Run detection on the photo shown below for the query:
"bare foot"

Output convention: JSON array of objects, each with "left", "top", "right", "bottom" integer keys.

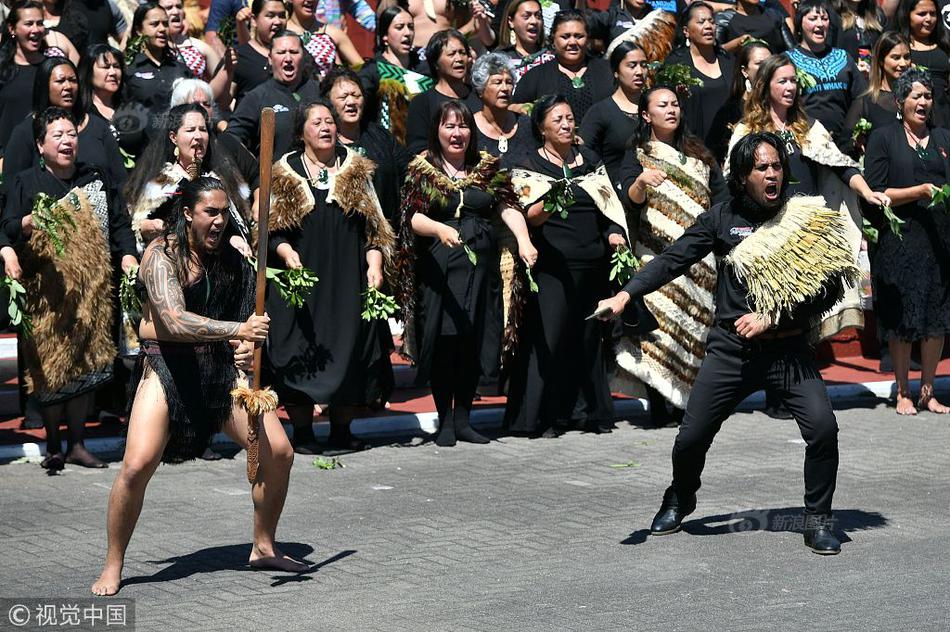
[
  {"left": 91, "top": 564, "right": 122, "bottom": 596},
  {"left": 249, "top": 545, "right": 309, "bottom": 573},
  {"left": 919, "top": 387, "right": 950, "bottom": 414},
  {"left": 896, "top": 393, "right": 918, "bottom": 416}
]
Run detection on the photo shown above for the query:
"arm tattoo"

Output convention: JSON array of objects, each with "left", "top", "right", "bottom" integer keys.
[{"left": 141, "top": 247, "right": 243, "bottom": 342}]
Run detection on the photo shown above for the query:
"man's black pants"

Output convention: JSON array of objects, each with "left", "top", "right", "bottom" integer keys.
[{"left": 671, "top": 325, "right": 839, "bottom": 515}]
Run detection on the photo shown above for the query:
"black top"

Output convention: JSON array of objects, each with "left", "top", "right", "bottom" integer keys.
[
  {"left": 664, "top": 47, "right": 735, "bottom": 149},
  {"left": 474, "top": 114, "right": 535, "bottom": 158},
  {"left": 404, "top": 87, "right": 483, "bottom": 155},
  {"left": 3, "top": 114, "right": 127, "bottom": 190},
  {"left": 787, "top": 46, "right": 867, "bottom": 150},
  {"left": 216, "top": 131, "right": 261, "bottom": 190},
  {"left": 357, "top": 55, "right": 424, "bottom": 128},
  {"left": 0, "top": 64, "right": 38, "bottom": 157},
  {"left": 505, "top": 145, "right": 624, "bottom": 266},
  {"left": 233, "top": 43, "right": 272, "bottom": 107},
  {"left": 778, "top": 136, "right": 859, "bottom": 197},
  {"left": 70, "top": 0, "right": 123, "bottom": 46},
  {"left": 707, "top": 94, "right": 743, "bottom": 165},
  {"left": 843, "top": 90, "right": 900, "bottom": 156},
  {"left": 124, "top": 52, "right": 191, "bottom": 115},
  {"left": 1, "top": 163, "right": 136, "bottom": 258},
  {"left": 513, "top": 57, "right": 614, "bottom": 125},
  {"left": 622, "top": 196, "right": 830, "bottom": 330},
  {"left": 588, "top": 3, "right": 641, "bottom": 43},
  {"left": 832, "top": 14, "right": 886, "bottom": 63},
  {"left": 865, "top": 122, "right": 950, "bottom": 217},
  {"left": 226, "top": 77, "right": 320, "bottom": 157},
  {"left": 578, "top": 97, "right": 641, "bottom": 184},
  {"left": 719, "top": 10, "right": 789, "bottom": 53},
  {"left": 911, "top": 46, "right": 950, "bottom": 128},
  {"left": 344, "top": 122, "right": 411, "bottom": 225}
]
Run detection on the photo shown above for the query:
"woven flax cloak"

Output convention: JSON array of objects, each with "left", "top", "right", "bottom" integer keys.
[{"left": 614, "top": 142, "right": 714, "bottom": 410}]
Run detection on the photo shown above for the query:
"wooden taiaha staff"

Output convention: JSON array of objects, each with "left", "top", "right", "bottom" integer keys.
[{"left": 232, "top": 107, "right": 278, "bottom": 484}]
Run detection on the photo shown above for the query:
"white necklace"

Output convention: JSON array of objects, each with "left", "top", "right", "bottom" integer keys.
[{"left": 302, "top": 152, "right": 338, "bottom": 189}]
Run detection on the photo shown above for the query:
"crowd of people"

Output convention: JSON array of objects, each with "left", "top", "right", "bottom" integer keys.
[{"left": 0, "top": 0, "right": 947, "bottom": 523}]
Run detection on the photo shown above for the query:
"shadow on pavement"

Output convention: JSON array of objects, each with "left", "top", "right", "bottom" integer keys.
[
  {"left": 621, "top": 508, "right": 888, "bottom": 546},
  {"left": 121, "top": 544, "right": 356, "bottom": 589}
]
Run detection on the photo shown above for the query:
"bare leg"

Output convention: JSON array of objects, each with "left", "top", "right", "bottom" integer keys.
[
  {"left": 65, "top": 393, "right": 106, "bottom": 468},
  {"left": 223, "top": 405, "right": 307, "bottom": 572},
  {"left": 919, "top": 337, "right": 950, "bottom": 413},
  {"left": 91, "top": 373, "right": 170, "bottom": 596},
  {"left": 889, "top": 338, "right": 916, "bottom": 415}
]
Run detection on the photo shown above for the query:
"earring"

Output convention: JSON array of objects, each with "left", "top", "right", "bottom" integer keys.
[
  {"left": 744, "top": 78, "right": 751, "bottom": 92},
  {"left": 38, "top": 157, "right": 45, "bottom": 170},
  {"left": 174, "top": 146, "right": 180, "bottom": 158},
  {"left": 685, "top": 36, "right": 690, "bottom": 48}
]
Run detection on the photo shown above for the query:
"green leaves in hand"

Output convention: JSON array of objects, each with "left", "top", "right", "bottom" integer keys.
[
  {"left": 119, "top": 265, "right": 142, "bottom": 316},
  {"left": 609, "top": 245, "right": 640, "bottom": 286},
  {"left": 362, "top": 286, "right": 398, "bottom": 321},
  {"left": 3, "top": 276, "right": 31, "bottom": 338}
]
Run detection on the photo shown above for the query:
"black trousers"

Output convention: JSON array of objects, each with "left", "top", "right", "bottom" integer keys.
[{"left": 671, "top": 325, "right": 839, "bottom": 515}]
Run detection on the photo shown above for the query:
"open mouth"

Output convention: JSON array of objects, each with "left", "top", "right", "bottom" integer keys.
[
  {"left": 208, "top": 227, "right": 222, "bottom": 246},
  {"left": 764, "top": 182, "right": 779, "bottom": 200}
]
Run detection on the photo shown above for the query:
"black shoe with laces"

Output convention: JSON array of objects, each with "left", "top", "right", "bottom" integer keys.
[{"left": 650, "top": 487, "right": 696, "bottom": 535}]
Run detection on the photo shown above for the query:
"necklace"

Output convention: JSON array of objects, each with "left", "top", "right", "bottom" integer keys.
[
  {"left": 543, "top": 145, "right": 576, "bottom": 178},
  {"left": 443, "top": 159, "right": 466, "bottom": 180},
  {"left": 561, "top": 64, "right": 586, "bottom": 89},
  {"left": 302, "top": 151, "right": 337, "bottom": 189},
  {"left": 904, "top": 124, "right": 931, "bottom": 160},
  {"left": 773, "top": 119, "right": 796, "bottom": 155},
  {"left": 483, "top": 114, "right": 516, "bottom": 153}
]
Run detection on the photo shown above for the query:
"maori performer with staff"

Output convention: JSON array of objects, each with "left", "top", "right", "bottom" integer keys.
[{"left": 92, "top": 112, "right": 306, "bottom": 596}]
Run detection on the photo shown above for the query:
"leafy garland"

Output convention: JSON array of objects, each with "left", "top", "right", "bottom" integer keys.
[
  {"left": 851, "top": 118, "right": 873, "bottom": 141},
  {"left": 362, "top": 286, "right": 398, "bottom": 321},
  {"left": 119, "top": 265, "right": 142, "bottom": 316},
  {"left": 649, "top": 62, "right": 703, "bottom": 97},
  {"left": 124, "top": 34, "right": 146, "bottom": 66},
  {"left": 795, "top": 67, "right": 817, "bottom": 90},
  {"left": 542, "top": 178, "right": 575, "bottom": 219},
  {"left": 247, "top": 256, "right": 319, "bottom": 309},
  {"left": 3, "top": 277, "right": 31, "bottom": 338},
  {"left": 32, "top": 192, "right": 78, "bottom": 257},
  {"left": 861, "top": 204, "right": 905, "bottom": 244},
  {"left": 217, "top": 15, "right": 238, "bottom": 49},
  {"left": 609, "top": 245, "right": 640, "bottom": 286}
]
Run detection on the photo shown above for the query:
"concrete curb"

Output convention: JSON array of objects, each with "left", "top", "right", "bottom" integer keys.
[{"left": 2, "top": 376, "right": 947, "bottom": 463}]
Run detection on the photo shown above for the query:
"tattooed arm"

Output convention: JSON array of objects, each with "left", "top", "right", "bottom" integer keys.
[{"left": 140, "top": 242, "right": 269, "bottom": 343}]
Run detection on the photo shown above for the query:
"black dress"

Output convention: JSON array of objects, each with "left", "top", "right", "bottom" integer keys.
[
  {"left": 233, "top": 42, "right": 272, "bottom": 107},
  {"left": 664, "top": 47, "right": 735, "bottom": 150},
  {"left": 910, "top": 46, "right": 950, "bottom": 127},
  {"left": 842, "top": 89, "right": 900, "bottom": 157},
  {"left": 578, "top": 96, "right": 641, "bottom": 183},
  {"left": 0, "top": 63, "right": 38, "bottom": 158},
  {"left": 474, "top": 114, "right": 534, "bottom": 158},
  {"left": 344, "top": 122, "right": 412, "bottom": 226},
  {"left": 718, "top": 9, "right": 789, "bottom": 53},
  {"left": 513, "top": 57, "right": 614, "bottom": 124},
  {"left": 503, "top": 146, "right": 621, "bottom": 434},
  {"left": 864, "top": 123, "right": 950, "bottom": 341},
  {"left": 266, "top": 150, "right": 393, "bottom": 406}
]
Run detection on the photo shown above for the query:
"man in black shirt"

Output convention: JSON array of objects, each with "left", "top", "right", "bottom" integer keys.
[
  {"left": 226, "top": 31, "right": 319, "bottom": 157},
  {"left": 598, "top": 132, "right": 849, "bottom": 555}
]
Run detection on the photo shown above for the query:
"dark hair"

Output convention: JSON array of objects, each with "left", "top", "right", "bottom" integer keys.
[
  {"left": 125, "top": 103, "right": 249, "bottom": 223},
  {"left": 78, "top": 43, "right": 124, "bottom": 114},
  {"left": 33, "top": 56, "right": 84, "bottom": 120},
  {"left": 32, "top": 105, "right": 76, "bottom": 144},
  {"left": 893, "top": 66, "right": 935, "bottom": 121},
  {"left": 251, "top": 0, "right": 286, "bottom": 15},
  {"left": 866, "top": 31, "right": 909, "bottom": 101},
  {"left": 427, "top": 99, "right": 479, "bottom": 169},
  {"left": 608, "top": 40, "right": 646, "bottom": 74},
  {"left": 794, "top": 0, "right": 832, "bottom": 42},
  {"left": 498, "top": 0, "right": 543, "bottom": 51},
  {"left": 830, "top": 0, "right": 882, "bottom": 33},
  {"left": 376, "top": 5, "right": 412, "bottom": 54},
  {"left": 292, "top": 98, "right": 339, "bottom": 150},
  {"left": 161, "top": 176, "right": 244, "bottom": 298},
  {"left": 729, "top": 39, "right": 772, "bottom": 102},
  {"left": 424, "top": 29, "right": 470, "bottom": 80},
  {"left": 319, "top": 66, "right": 364, "bottom": 100},
  {"left": 726, "top": 131, "right": 790, "bottom": 198},
  {"left": 131, "top": 2, "right": 177, "bottom": 63},
  {"left": 895, "top": 0, "right": 950, "bottom": 52},
  {"left": 530, "top": 93, "right": 571, "bottom": 143},
  {"left": 674, "top": 1, "right": 715, "bottom": 48},
  {"left": 0, "top": 0, "right": 46, "bottom": 71},
  {"left": 633, "top": 86, "right": 717, "bottom": 167},
  {"left": 269, "top": 28, "right": 303, "bottom": 49}
]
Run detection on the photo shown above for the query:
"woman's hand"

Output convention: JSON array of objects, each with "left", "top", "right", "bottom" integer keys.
[
  {"left": 140, "top": 218, "right": 164, "bottom": 241},
  {"left": 238, "top": 313, "right": 270, "bottom": 342},
  {"left": 366, "top": 264, "right": 384, "bottom": 290},
  {"left": 21, "top": 214, "right": 34, "bottom": 238},
  {"left": 919, "top": 183, "right": 939, "bottom": 200},
  {"left": 862, "top": 191, "right": 891, "bottom": 207},
  {"left": 1, "top": 247, "right": 21, "bottom": 280},
  {"left": 608, "top": 233, "right": 627, "bottom": 249},
  {"left": 276, "top": 243, "right": 303, "bottom": 269},
  {"left": 230, "top": 339, "right": 254, "bottom": 371},
  {"left": 594, "top": 292, "right": 630, "bottom": 321},
  {"left": 120, "top": 255, "right": 138, "bottom": 274},
  {"left": 518, "top": 239, "right": 538, "bottom": 268},
  {"left": 436, "top": 224, "right": 462, "bottom": 248},
  {"left": 636, "top": 169, "right": 667, "bottom": 190},
  {"left": 229, "top": 235, "right": 252, "bottom": 258}
]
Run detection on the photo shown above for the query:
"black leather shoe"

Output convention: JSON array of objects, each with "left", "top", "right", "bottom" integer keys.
[
  {"left": 803, "top": 514, "right": 841, "bottom": 555},
  {"left": 650, "top": 487, "right": 696, "bottom": 536}
]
